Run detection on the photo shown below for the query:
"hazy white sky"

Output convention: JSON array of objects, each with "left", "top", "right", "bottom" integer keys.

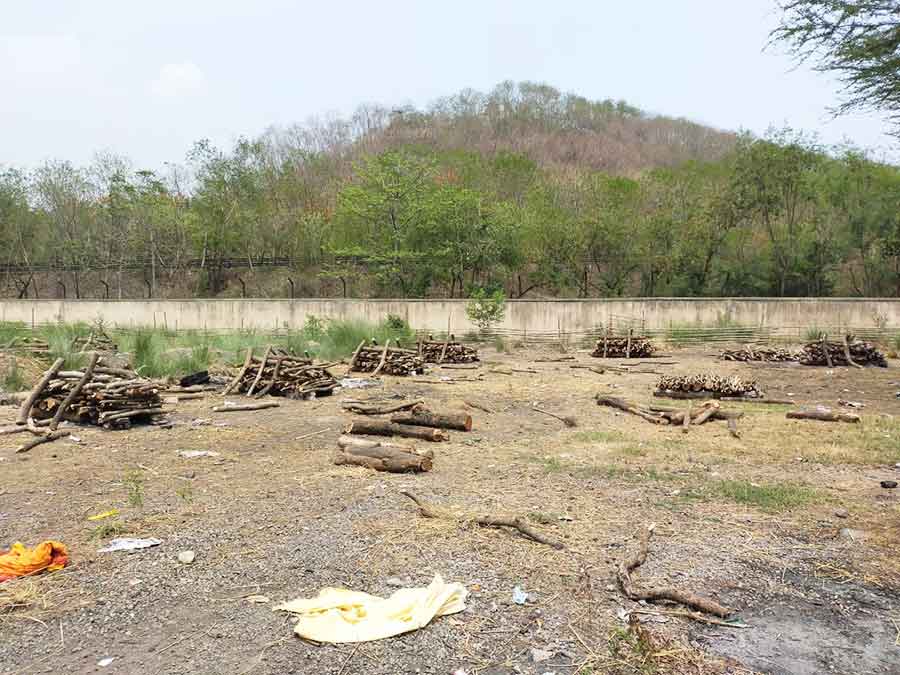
[{"left": 2, "top": 0, "right": 895, "bottom": 169}]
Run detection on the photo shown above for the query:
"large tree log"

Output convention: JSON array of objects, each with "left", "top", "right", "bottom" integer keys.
[
  {"left": 212, "top": 401, "right": 280, "bottom": 413},
  {"left": 390, "top": 405, "right": 472, "bottom": 431},
  {"left": 334, "top": 439, "right": 433, "bottom": 473},
  {"left": 337, "top": 434, "right": 424, "bottom": 455},
  {"left": 786, "top": 409, "right": 860, "bottom": 423},
  {"left": 345, "top": 419, "right": 449, "bottom": 441},
  {"left": 618, "top": 524, "right": 731, "bottom": 617},
  {"left": 17, "top": 357, "right": 65, "bottom": 425},
  {"left": 50, "top": 352, "right": 99, "bottom": 430}
]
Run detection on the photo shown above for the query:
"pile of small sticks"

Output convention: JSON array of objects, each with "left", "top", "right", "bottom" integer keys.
[
  {"left": 349, "top": 340, "right": 425, "bottom": 376},
  {"left": 224, "top": 347, "right": 339, "bottom": 398},
  {"left": 720, "top": 345, "right": 800, "bottom": 362},
  {"left": 72, "top": 327, "right": 117, "bottom": 353},
  {"left": 591, "top": 333, "right": 656, "bottom": 359},
  {"left": 418, "top": 339, "right": 479, "bottom": 364},
  {"left": 799, "top": 335, "right": 887, "bottom": 368},
  {"left": 656, "top": 374, "right": 763, "bottom": 398},
  {"left": 18, "top": 354, "right": 164, "bottom": 431}
]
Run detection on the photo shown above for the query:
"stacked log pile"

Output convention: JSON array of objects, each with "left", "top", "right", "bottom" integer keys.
[
  {"left": 720, "top": 346, "right": 800, "bottom": 362},
  {"left": 591, "top": 334, "right": 656, "bottom": 359},
  {"left": 418, "top": 339, "right": 479, "bottom": 364},
  {"left": 799, "top": 336, "right": 887, "bottom": 368},
  {"left": 18, "top": 355, "right": 165, "bottom": 430},
  {"left": 336, "top": 400, "right": 472, "bottom": 472},
  {"left": 348, "top": 340, "right": 425, "bottom": 376},
  {"left": 224, "top": 347, "right": 339, "bottom": 398},
  {"left": 656, "top": 374, "right": 763, "bottom": 399}
]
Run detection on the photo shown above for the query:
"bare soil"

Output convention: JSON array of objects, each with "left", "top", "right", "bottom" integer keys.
[{"left": 1, "top": 345, "right": 899, "bottom": 674}]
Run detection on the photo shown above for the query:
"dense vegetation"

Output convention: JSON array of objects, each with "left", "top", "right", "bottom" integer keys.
[{"left": 2, "top": 81, "right": 899, "bottom": 299}]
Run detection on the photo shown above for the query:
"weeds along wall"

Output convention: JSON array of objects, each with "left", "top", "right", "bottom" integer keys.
[{"left": 2, "top": 298, "right": 900, "bottom": 343}]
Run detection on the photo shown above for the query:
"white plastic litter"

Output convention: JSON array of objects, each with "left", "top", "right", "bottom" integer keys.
[
  {"left": 98, "top": 538, "right": 162, "bottom": 553},
  {"left": 512, "top": 586, "right": 528, "bottom": 605}
]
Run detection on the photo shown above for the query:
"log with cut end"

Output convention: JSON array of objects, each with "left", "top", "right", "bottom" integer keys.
[
  {"left": 345, "top": 418, "right": 449, "bottom": 441},
  {"left": 786, "top": 409, "right": 860, "bottom": 423},
  {"left": 390, "top": 405, "right": 472, "bottom": 431},
  {"left": 17, "top": 357, "right": 65, "bottom": 425},
  {"left": 341, "top": 399, "right": 424, "bottom": 415},
  {"left": 334, "top": 435, "right": 433, "bottom": 473}
]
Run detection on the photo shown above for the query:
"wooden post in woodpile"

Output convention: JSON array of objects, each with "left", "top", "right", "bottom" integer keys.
[
  {"left": 603, "top": 329, "right": 609, "bottom": 358},
  {"left": 439, "top": 316, "right": 451, "bottom": 363},
  {"left": 842, "top": 334, "right": 863, "bottom": 369},
  {"left": 371, "top": 339, "right": 391, "bottom": 377},
  {"left": 17, "top": 357, "right": 65, "bottom": 425},
  {"left": 390, "top": 405, "right": 472, "bottom": 431},
  {"left": 246, "top": 346, "right": 272, "bottom": 395},
  {"left": 224, "top": 348, "right": 254, "bottom": 395},
  {"left": 50, "top": 352, "right": 99, "bottom": 430},
  {"left": 345, "top": 418, "right": 449, "bottom": 441},
  {"left": 349, "top": 340, "right": 366, "bottom": 370},
  {"left": 821, "top": 333, "right": 833, "bottom": 368},
  {"left": 626, "top": 328, "right": 633, "bottom": 359}
]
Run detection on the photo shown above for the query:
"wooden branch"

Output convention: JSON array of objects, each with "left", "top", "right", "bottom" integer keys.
[
  {"left": 50, "top": 352, "right": 99, "bottom": 431},
  {"left": 786, "top": 409, "right": 860, "bottom": 423},
  {"left": 348, "top": 340, "right": 367, "bottom": 370},
  {"left": 691, "top": 402, "right": 720, "bottom": 426},
  {"left": 719, "top": 397, "right": 794, "bottom": 404},
  {"left": 596, "top": 395, "right": 669, "bottom": 425},
  {"left": 727, "top": 417, "right": 741, "bottom": 438},
  {"left": 224, "top": 348, "right": 254, "bottom": 395},
  {"left": 345, "top": 418, "right": 449, "bottom": 441},
  {"left": 17, "top": 357, "right": 65, "bottom": 425},
  {"left": 337, "top": 434, "right": 424, "bottom": 455},
  {"left": 246, "top": 346, "right": 271, "bottom": 396},
  {"left": 334, "top": 439, "right": 433, "bottom": 473},
  {"left": 0, "top": 425, "right": 31, "bottom": 436},
  {"left": 617, "top": 524, "right": 730, "bottom": 617},
  {"left": 532, "top": 407, "right": 577, "bottom": 427},
  {"left": 821, "top": 333, "right": 833, "bottom": 368},
  {"left": 647, "top": 405, "right": 743, "bottom": 421},
  {"left": 390, "top": 405, "right": 472, "bottom": 431},
  {"left": 212, "top": 401, "right": 280, "bottom": 413},
  {"left": 463, "top": 400, "right": 493, "bottom": 414},
  {"left": 255, "top": 355, "right": 284, "bottom": 398},
  {"left": 400, "top": 491, "right": 564, "bottom": 550},
  {"left": 681, "top": 404, "right": 691, "bottom": 433},
  {"left": 371, "top": 339, "right": 391, "bottom": 377},
  {"left": 842, "top": 334, "right": 863, "bottom": 369},
  {"left": 341, "top": 399, "right": 424, "bottom": 415},
  {"left": 16, "top": 429, "right": 71, "bottom": 454},
  {"left": 99, "top": 407, "right": 164, "bottom": 423}
]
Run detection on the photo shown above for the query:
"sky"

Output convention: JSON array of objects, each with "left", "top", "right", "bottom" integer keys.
[{"left": 1, "top": 0, "right": 896, "bottom": 170}]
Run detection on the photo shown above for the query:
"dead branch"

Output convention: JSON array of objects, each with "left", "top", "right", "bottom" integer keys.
[
  {"left": 341, "top": 399, "right": 424, "bottom": 415},
  {"left": 596, "top": 395, "right": 669, "bottom": 425},
  {"left": 786, "top": 409, "right": 860, "bottom": 423},
  {"left": 224, "top": 348, "right": 254, "bottom": 395},
  {"left": 212, "top": 402, "right": 280, "bottom": 413},
  {"left": 532, "top": 406, "right": 578, "bottom": 427},
  {"left": 400, "top": 491, "right": 564, "bottom": 550},
  {"left": 464, "top": 400, "right": 493, "bottom": 414},
  {"left": 50, "top": 352, "right": 99, "bottom": 431},
  {"left": 16, "top": 429, "right": 71, "bottom": 454},
  {"left": 617, "top": 524, "right": 731, "bottom": 618},
  {"left": 246, "top": 346, "right": 271, "bottom": 396}
]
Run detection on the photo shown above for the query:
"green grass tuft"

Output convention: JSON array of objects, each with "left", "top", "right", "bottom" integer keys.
[
  {"left": 685, "top": 479, "right": 818, "bottom": 511},
  {"left": 2, "top": 358, "right": 26, "bottom": 392}
]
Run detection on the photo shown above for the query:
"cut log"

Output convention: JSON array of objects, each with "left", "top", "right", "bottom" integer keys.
[
  {"left": 345, "top": 419, "right": 449, "bottom": 441},
  {"left": 17, "top": 357, "right": 65, "bottom": 425},
  {"left": 212, "top": 401, "right": 280, "bottom": 413},
  {"left": 341, "top": 399, "right": 424, "bottom": 415},
  {"left": 224, "top": 348, "right": 254, "bottom": 395},
  {"left": 390, "top": 405, "right": 472, "bottom": 431},
  {"left": 786, "top": 409, "right": 860, "bottom": 423},
  {"left": 337, "top": 434, "right": 424, "bottom": 455},
  {"left": 50, "top": 352, "right": 99, "bottom": 431},
  {"left": 99, "top": 407, "right": 164, "bottom": 424},
  {"left": 371, "top": 339, "right": 391, "bottom": 377},
  {"left": 596, "top": 395, "right": 669, "bottom": 425},
  {"left": 334, "top": 445, "right": 432, "bottom": 473},
  {"left": 16, "top": 429, "right": 71, "bottom": 454},
  {"left": 691, "top": 402, "right": 720, "bottom": 426}
]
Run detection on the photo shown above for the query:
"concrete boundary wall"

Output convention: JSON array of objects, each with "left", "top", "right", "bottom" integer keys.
[{"left": 0, "top": 298, "right": 899, "bottom": 334}]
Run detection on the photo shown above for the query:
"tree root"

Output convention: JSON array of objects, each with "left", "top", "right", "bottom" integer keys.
[
  {"left": 617, "top": 524, "right": 731, "bottom": 618},
  {"left": 400, "top": 491, "right": 565, "bottom": 550}
]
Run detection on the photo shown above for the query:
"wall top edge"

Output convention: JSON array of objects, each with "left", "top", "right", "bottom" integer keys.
[{"left": 0, "top": 297, "right": 898, "bottom": 304}]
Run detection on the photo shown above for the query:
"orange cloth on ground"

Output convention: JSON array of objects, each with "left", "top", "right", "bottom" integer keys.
[{"left": 0, "top": 541, "right": 69, "bottom": 582}]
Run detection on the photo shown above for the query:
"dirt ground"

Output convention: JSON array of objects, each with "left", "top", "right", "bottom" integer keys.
[{"left": 1, "top": 344, "right": 899, "bottom": 675}]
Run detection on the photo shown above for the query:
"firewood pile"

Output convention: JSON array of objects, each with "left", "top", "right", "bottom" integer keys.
[
  {"left": 73, "top": 325, "right": 117, "bottom": 353},
  {"left": 799, "top": 336, "right": 887, "bottom": 368},
  {"left": 720, "top": 345, "right": 800, "bottom": 362},
  {"left": 591, "top": 334, "right": 656, "bottom": 358},
  {"left": 596, "top": 395, "right": 743, "bottom": 436},
  {"left": 349, "top": 340, "right": 425, "bottom": 376},
  {"left": 18, "top": 354, "right": 164, "bottom": 430},
  {"left": 224, "top": 347, "right": 339, "bottom": 398},
  {"left": 418, "top": 340, "right": 479, "bottom": 364},
  {"left": 656, "top": 374, "right": 764, "bottom": 399}
]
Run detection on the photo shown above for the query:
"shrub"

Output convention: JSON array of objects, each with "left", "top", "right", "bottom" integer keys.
[{"left": 466, "top": 288, "right": 506, "bottom": 333}]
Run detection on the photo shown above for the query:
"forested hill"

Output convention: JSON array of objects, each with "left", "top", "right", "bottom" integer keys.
[{"left": 2, "top": 81, "right": 899, "bottom": 301}]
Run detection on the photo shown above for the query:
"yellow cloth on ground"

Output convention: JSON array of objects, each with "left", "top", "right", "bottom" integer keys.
[{"left": 275, "top": 574, "right": 467, "bottom": 643}]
